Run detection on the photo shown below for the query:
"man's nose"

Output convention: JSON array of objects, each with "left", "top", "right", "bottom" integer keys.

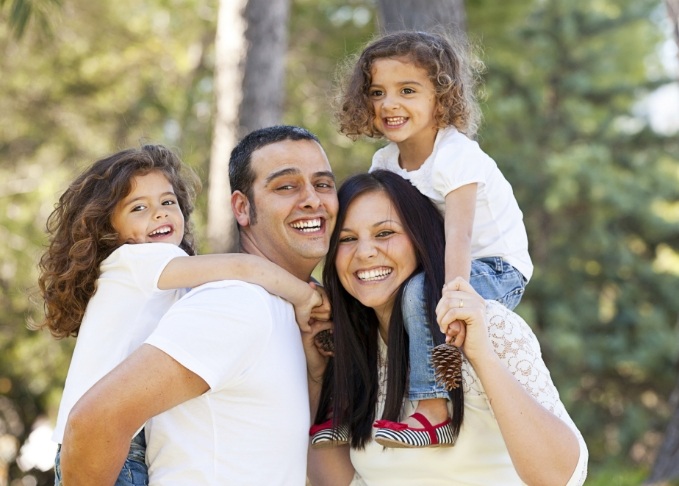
[{"left": 299, "top": 183, "right": 321, "bottom": 209}]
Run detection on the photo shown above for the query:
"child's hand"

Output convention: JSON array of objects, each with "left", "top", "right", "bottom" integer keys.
[
  {"left": 293, "top": 283, "right": 323, "bottom": 333},
  {"left": 436, "top": 280, "right": 468, "bottom": 347},
  {"left": 436, "top": 278, "right": 490, "bottom": 360},
  {"left": 310, "top": 283, "right": 331, "bottom": 322},
  {"left": 300, "top": 318, "right": 334, "bottom": 384}
]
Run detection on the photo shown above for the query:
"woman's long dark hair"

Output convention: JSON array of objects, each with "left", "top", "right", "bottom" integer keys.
[{"left": 319, "top": 170, "right": 463, "bottom": 448}]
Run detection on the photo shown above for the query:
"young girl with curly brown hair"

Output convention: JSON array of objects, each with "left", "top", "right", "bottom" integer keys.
[
  {"left": 39, "top": 144, "right": 325, "bottom": 485},
  {"left": 311, "top": 31, "right": 533, "bottom": 449}
]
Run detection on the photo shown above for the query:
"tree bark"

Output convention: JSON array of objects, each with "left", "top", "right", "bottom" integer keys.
[
  {"left": 207, "top": 0, "right": 247, "bottom": 253},
  {"left": 376, "top": 0, "right": 466, "bottom": 34},
  {"left": 666, "top": 0, "right": 679, "bottom": 65},
  {"left": 240, "top": 0, "right": 290, "bottom": 135},
  {"left": 646, "top": 377, "right": 679, "bottom": 483},
  {"left": 207, "top": 0, "right": 290, "bottom": 253}
]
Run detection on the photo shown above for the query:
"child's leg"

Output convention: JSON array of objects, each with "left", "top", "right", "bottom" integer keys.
[
  {"left": 53, "top": 431, "right": 148, "bottom": 486},
  {"left": 470, "top": 257, "right": 527, "bottom": 310},
  {"left": 374, "top": 273, "right": 454, "bottom": 447},
  {"left": 54, "top": 446, "right": 63, "bottom": 485},
  {"left": 401, "top": 273, "right": 449, "bottom": 425},
  {"left": 115, "top": 430, "right": 149, "bottom": 486}
]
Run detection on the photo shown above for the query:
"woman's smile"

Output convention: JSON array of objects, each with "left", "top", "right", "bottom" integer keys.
[{"left": 335, "top": 190, "right": 418, "bottom": 321}]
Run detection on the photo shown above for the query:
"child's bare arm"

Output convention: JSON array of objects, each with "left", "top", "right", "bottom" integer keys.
[
  {"left": 439, "top": 183, "right": 477, "bottom": 346},
  {"left": 443, "top": 183, "right": 477, "bottom": 283},
  {"left": 158, "top": 253, "right": 318, "bottom": 331}
]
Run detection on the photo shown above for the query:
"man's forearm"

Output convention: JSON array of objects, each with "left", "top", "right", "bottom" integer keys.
[{"left": 61, "top": 408, "right": 133, "bottom": 485}]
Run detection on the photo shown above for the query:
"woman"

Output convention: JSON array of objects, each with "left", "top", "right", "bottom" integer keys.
[{"left": 308, "top": 170, "right": 588, "bottom": 485}]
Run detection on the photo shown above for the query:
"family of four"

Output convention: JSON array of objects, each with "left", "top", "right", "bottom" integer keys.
[{"left": 39, "top": 31, "right": 588, "bottom": 485}]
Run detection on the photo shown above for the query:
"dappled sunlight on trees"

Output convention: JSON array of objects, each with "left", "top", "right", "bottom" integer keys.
[{"left": 1, "top": 0, "right": 678, "bottom": 484}]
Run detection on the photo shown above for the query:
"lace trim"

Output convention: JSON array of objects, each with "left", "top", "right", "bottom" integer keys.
[{"left": 376, "top": 300, "right": 587, "bottom": 485}]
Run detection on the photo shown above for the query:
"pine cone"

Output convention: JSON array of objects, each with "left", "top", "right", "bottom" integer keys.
[
  {"left": 431, "top": 343, "right": 463, "bottom": 391},
  {"left": 314, "top": 329, "right": 334, "bottom": 354}
]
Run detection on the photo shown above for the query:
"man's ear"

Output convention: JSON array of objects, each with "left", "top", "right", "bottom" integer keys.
[{"left": 231, "top": 191, "right": 251, "bottom": 227}]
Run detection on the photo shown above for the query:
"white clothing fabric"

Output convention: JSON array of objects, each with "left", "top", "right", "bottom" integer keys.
[
  {"left": 144, "top": 280, "right": 310, "bottom": 485},
  {"left": 371, "top": 127, "right": 533, "bottom": 281},
  {"left": 52, "top": 243, "right": 187, "bottom": 442},
  {"left": 350, "top": 301, "right": 588, "bottom": 486}
]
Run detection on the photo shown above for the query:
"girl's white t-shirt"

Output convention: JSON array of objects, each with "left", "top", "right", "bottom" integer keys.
[
  {"left": 371, "top": 127, "right": 533, "bottom": 281},
  {"left": 52, "top": 243, "right": 187, "bottom": 443}
]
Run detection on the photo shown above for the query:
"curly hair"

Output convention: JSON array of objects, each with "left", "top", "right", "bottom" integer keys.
[
  {"left": 37, "top": 144, "right": 201, "bottom": 339},
  {"left": 336, "top": 30, "right": 483, "bottom": 140}
]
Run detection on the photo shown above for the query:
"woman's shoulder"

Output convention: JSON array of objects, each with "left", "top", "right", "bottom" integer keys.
[{"left": 482, "top": 300, "right": 543, "bottom": 359}]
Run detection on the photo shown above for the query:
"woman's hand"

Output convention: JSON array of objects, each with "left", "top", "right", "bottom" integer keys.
[{"left": 435, "top": 277, "right": 491, "bottom": 362}]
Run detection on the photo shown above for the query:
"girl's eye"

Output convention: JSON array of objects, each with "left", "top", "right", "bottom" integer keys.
[
  {"left": 369, "top": 89, "right": 383, "bottom": 98},
  {"left": 277, "top": 184, "right": 295, "bottom": 191},
  {"left": 376, "top": 230, "right": 394, "bottom": 238},
  {"left": 339, "top": 235, "right": 356, "bottom": 243},
  {"left": 162, "top": 199, "right": 177, "bottom": 206},
  {"left": 402, "top": 88, "right": 415, "bottom": 94},
  {"left": 131, "top": 205, "right": 147, "bottom": 212}
]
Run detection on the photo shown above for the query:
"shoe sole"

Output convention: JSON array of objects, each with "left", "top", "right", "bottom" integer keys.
[
  {"left": 374, "top": 437, "right": 455, "bottom": 448},
  {"left": 310, "top": 440, "right": 349, "bottom": 450}
]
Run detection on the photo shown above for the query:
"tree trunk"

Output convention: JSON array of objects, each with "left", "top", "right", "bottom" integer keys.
[
  {"left": 666, "top": 0, "right": 679, "bottom": 64},
  {"left": 207, "top": 0, "right": 247, "bottom": 253},
  {"left": 376, "top": 0, "right": 466, "bottom": 33},
  {"left": 240, "top": 0, "right": 290, "bottom": 134},
  {"left": 646, "top": 376, "right": 679, "bottom": 484},
  {"left": 207, "top": 0, "right": 290, "bottom": 253}
]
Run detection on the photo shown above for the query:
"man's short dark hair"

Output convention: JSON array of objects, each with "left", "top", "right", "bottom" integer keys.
[{"left": 229, "top": 126, "right": 321, "bottom": 224}]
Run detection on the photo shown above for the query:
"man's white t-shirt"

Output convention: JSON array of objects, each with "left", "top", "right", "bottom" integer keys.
[
  {"left": 144, "top": 280, "right": 310, "bottom": 485},
  {"left": 52, "top": 243, "right": 187, "bottom": 443}
]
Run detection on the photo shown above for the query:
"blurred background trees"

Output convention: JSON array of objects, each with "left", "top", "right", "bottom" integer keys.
[{"left": 1, "top": 0, "right": 678, "bottom": 484}]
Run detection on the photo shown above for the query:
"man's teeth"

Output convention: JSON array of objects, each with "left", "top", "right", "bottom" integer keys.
[
  {"left": 291, "top": 219, "right": 322, "bottom": 232},
  {"left": 357, "top": 268, "right": 392, "bottom": 281},
  {"left": 149, "top": 227, "right": 171, "bottom": 236}
]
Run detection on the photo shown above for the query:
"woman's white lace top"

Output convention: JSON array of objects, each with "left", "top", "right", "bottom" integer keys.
[{"left": 350, "top": 300, "right": 588, "bottom": 486}]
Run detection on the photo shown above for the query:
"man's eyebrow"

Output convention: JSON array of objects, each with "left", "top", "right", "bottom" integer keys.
[
  {"left": 314, "top": 171, "right": 336, "bottom": 181},
  {"left": 265, "top": 168, "right": 300, "bottom": 184},
  {"left": 264, "top": 168, "right": 335, "bottom": 184}
]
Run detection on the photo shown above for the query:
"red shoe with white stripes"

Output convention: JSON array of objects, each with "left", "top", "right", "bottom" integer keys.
[
  {"left": 373, "top": 412, "right": 455, "bottom": 448},
  {"left": 309, "top": 419, "right": 350, "bottom": 449}
]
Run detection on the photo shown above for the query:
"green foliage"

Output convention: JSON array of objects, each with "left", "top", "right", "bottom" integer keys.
[
  {"left": 586, "top": 462, "right": 653, "bottom": 486},
  {"left": 287, "top": 0, "right": 380, "bottom": 182},
  {"left": 0, "top": 0, "right": 215, "bottom": 481},
  {"left": 2, "top": 0, "right": 678, "bottom": 482},
  {"left": 0, "top": 0, "right": 61, "bottom": 39},
  {"left": 468, "top": 0, "right": 679, "bottom": 476}
]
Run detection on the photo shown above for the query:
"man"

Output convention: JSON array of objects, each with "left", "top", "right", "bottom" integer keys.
[{"left": 60, "top": 126, "right": 338, "bottom": 484}]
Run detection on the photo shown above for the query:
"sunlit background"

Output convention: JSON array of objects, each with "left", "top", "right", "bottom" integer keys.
[{"left": 2, "top": 0, "right": 679, "bottom": 484}]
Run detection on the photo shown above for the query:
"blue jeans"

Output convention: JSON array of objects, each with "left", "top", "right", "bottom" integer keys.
[
  {"left": 54, "top": 430, "right": 148, "bottom": 486},
  {"left": 403, "top": 258, "right": 527, "bottom": 400}
]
